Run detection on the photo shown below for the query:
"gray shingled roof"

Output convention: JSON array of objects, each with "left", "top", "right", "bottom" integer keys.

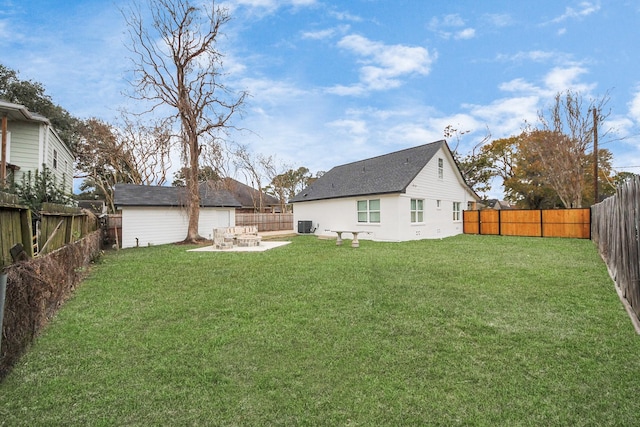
[
  {"left": 290, "top": 140, "right": 455, "bottom": 203},
  {"left": 114, "top": 183, "right": 241, "bottom": 208},
  {"left": 216, "top": 177, "right": 280, "bottom": 208}
]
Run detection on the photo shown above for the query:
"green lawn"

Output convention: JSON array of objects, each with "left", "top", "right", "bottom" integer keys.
[{"left": 1, "top": 235, "right": 639, "bottom": 426}]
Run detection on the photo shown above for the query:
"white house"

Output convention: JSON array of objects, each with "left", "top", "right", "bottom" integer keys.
[
  {"left": 0, "top": 100, "right": 74, "bottom": 192},
  {"left": 289, "top": 140, "right": 479, "bottom": 242},
  {"left": 114, "top": 183, "right": 241, "bottom": 248}
]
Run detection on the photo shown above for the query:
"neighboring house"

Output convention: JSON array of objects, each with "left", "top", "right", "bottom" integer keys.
[
  {"left": 0, "top": 100, "right": 74, "bottom": 192},
  {"left": 216, "top": 177, "right": 281, "bottom": 213},
  {"left": 114, "top": 183, "right": 241, "bottom": 248},
  {"left": 485, "top": 199, "right": 513, "bottom": 210},
  {"left": 289, "top": 140, "right": 480, "bottom": 242}
]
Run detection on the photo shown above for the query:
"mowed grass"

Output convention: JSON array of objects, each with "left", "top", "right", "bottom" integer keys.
[{"left": 1, "top": 235, "right": 639, "bottom": 426}]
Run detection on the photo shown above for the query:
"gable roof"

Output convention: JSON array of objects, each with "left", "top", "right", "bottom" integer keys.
[
  {"left": 114, "top": 183, "right": 241, "bottom": 208},
  {"left": 216, "top": 177, "right": 280, "bottom": 208},
  {"left": 0, "top": 99, "right": 50, "bottom": 124},
  {"left": 290, "top": 140, "right": 471, "bottom": 203}
]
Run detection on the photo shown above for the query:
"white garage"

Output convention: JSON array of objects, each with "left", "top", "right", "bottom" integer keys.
[{"left": 114, "top": 183, "right": 241, "bottom": 248}]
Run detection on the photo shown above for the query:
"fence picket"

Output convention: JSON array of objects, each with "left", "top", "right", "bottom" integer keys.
[
  {"left": 464, "top": 208, "right": 591, "bottom": 239},
  {"left": 592, "top": 176, "right": 640, "bottom": 323}
]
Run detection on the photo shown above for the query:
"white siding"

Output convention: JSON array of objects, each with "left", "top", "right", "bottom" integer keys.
[
  {"left": 121, "top": 206, "right": 235, "bottom": 248},
  {"left": 43, "top": 126, "right": 74, "bottom": 192},
  {"left": 293, "top": 194, "right": 403, "bottom": 242},
  {"left": 7, "top": 120, "right": 74, "bottom": 193},
  {"left": 7, "top": 121, "right": 40, "bottom": 176},
  {"left": 292, "top": 146, "right": 477, "bottom": 242}
]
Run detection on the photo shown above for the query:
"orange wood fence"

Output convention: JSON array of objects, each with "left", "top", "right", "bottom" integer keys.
[{"left": 463, "top": 208, "right": 591, "bottom": 239}]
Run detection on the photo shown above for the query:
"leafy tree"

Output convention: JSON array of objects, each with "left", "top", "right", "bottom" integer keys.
[
  {"left": 172, "top": 166, "right": 220, "bottom": 187},
  {"left": 0, "top": 64, "right": 79, "bottom": 149},
  {"left": 9, "top": 166, "right": 73, "bottom": 212},
  {"left": 123, "top": 0, "right": 247, "bottom": 243},
  {"left": 75, "top": 116, "right": 172, "bottom": 212},
  {"left": 265, "top": 167, "right": 312, "bottom": 211},
  {"left": 534, "top": 90, "right": 610, "bottom": 208},
  {"left": 485, "top": 130, "right": 615, "bottom": 208},
  {"left": 445, "top": 125, "right": 493, "bottom": 197}
]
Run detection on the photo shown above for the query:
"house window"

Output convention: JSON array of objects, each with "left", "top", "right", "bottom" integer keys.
[
  {"left": 453, "top": 202, "right": 461, "bottom": 221},
  {"left": 410, "top": 199, "right": 424, "bottom": 223},
  {"left": 438, "top": 158, "right": 443, "bottom": 179},
  {"left": 53, "top": 149, "right": 58, "bottom": 169},
  {"left": 357, "top": 199, "right": 380, "bottom": 223}
]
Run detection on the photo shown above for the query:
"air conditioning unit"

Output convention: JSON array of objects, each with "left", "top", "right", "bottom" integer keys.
[{"left": 298, "top": 220, "right": 313, "bottom": 234}]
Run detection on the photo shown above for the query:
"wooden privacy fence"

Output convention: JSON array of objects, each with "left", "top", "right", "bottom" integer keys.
[
  {"left": 235, "top": 213, "right": 293, "bottom": 232},
  {"left": 463, "top": 208, "right": 591, "bottom": 239},
  {"left": 1, "top": 196, "right": 100, "bottom": 268},
  {"left": 591, "top": 176, "right": 640, "bottom": 323},
  {"left": 39, "top": 203, "right": 99, "bottom": 255},
  {"left": 0, "top": 193, "right": 33, "bottom": 267}
]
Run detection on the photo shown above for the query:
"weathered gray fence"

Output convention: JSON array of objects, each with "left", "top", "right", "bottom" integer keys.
[{"left": 591, "top": 176, "right": 640, "bottom": 323}]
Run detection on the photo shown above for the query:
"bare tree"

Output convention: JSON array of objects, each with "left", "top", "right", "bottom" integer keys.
[
  {"left": 444, "top": 125, "right": 493, "bottom": 197},
  {"left": 533, "top": 90, "right": 610, "bottom": 208},
  {"left": 75, "top": 116, "right": 173, "bottom": 212},
  {"left": 233, "top": 145, "right": 275, "bottom": 212},
  {"left": 123, "top": 0, "right": 247, "bottom": 242}
]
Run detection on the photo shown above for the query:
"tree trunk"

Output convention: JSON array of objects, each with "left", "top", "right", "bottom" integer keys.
[{"left": 184, "top": 130, "right": 201, "bottom": 243}]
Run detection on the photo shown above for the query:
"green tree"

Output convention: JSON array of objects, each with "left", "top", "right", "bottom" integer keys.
[
  {"left": 445, "top": 125, "right": 493, "bottom": 198},
  {"left": 0, "top": 64, "right": 79, "bottom": 149},
  {"left": 172, "top": 166, "right": 220, "bottom": 187},
  {"left": 10, "top": 165, "right": 73, "bottom": 212}
]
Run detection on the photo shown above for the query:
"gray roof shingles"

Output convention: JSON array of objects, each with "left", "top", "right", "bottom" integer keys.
[
  {"left": 114, "top": 183, "right": 242, "bottom": 208},
  {"left": 290, "top": 140, "right": 451, "bottom": 203}
]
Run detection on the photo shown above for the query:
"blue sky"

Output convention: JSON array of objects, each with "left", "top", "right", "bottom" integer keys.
[{"left": 2, "top": 0, "right": 639, "bottom": 198}]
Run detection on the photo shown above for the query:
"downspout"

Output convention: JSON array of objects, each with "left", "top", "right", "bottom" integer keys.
[{"left": 1, "top": 114, "right": 7, "bottom": 188}]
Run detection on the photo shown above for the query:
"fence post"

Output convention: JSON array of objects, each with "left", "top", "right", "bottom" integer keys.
[{"left": 0, "top": 272, "right": 6, "bottom": 353}]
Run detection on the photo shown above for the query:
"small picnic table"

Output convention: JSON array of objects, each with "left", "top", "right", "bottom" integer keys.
[{"left": 331, "top": 230, "right": 368, "bottom": 248}]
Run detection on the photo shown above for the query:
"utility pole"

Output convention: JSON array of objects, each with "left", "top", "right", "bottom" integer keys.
[{"left": 593, "top": 108, "right": 599, "bottom": 204}]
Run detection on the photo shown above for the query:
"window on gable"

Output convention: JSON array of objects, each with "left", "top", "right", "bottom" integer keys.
[
  {"left": 453, "top": 201, "right": 461, "bottom": 221},
  {"left": 411, "top": 199, "right": 424, "bottom": 223},
  {"left": 53, "top": 149, "right": 58, "bottom": 169},
  {"left": 357, "top": 199, "right": 380, "bottom": 223},
  {"left": 438, "top": 158, "right": 443, "bottom": 179}
]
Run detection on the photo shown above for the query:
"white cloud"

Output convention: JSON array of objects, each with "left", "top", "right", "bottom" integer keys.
[
  {"left": 224, "top": 0, "right": 318, "bottom": 16},
  {"left": 628, "top": 88, "right": 640, "bottom": 123},
  {"left": 329, "top": 9, "right": 363, "bottom": 22},
  {"left": 496, "top": 50, "right": 569, "bottom": 64},
  {"left": 455, "top": 28, "right": 476, "bottom": 40},
  {"left": 301, "top": 25, "right": 349, "bottom": 40},
  {"left": 328, "top": 34, "right": 435, "bottom": 95},
  {"left": 429, "top": 13, "right": 472, "bottom": 39},
  {"left": 327, "top": 119, "right": 368, "bottom": 136},
  {"left": 499, "top": 78, "right": 541, "bottom": 94},
  {"left": 301, "top": 28, "right": 337, "bottom": 40},
  {"left": 482, "top": 13, "right": 513, "bottom": 27},
  {"left": 549, "top": 1, "right": 601, "bottom": 24},
  {"left": 543, "top": 66, "right": 595, "bottom": 94}
]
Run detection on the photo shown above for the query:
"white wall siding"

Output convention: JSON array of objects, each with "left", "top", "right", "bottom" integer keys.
[
  {"left": 292, "top": 146, "right": 477, "bottom": 242},
  {"left": 44, "top": 127, "right": 74, "bottom": 192},
  {"left": 7, "top": 121, "right": 40, "bottom": 182},
  {"left": 7, "top": 121, "right": 74, "bottom": 192},
  {"left": 121, "top": 206, "right": 234, "bottom": 248},
  {"left": 293, "top": 194, "right": 403, "bottom": 242},
  {"left": 402, "top": 146, "right": 475, "bottom": 239}
]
